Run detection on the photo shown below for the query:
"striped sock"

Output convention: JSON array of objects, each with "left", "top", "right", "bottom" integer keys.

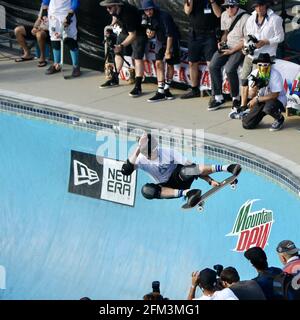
[
  {"left": 158, "top": 82, "right": 165, "bottom": 94},
  {"left": 164, "top": 80, "right": 171, "bottom": 90},
  {"left": 211, "top": 164, "right": 228, "bottom": 172}
]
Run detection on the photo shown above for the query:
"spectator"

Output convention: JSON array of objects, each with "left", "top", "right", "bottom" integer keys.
[
  {"left": 42, "top": 0, "right": 81, "bottom": 77},
  {"left": 14, "top": 4, "right": 49, "bottom": 67},
  {"left": 121, "top": 132, "right": 241, "bottom": 207},
  {"left": 99, "top": 0, "right": 147, "bottom": 98},
  {"left": 236, "top": 0, "right": 284, "bottom": 114},
  {"left": 219, "top": 266, "right": 266, "bottom": 300},
  {"left": 244, "top": 246, "right": 282, "bottom": 300},
  {"left": 187, "top": 268, "right": 217, "bottom": 300},
  {"left": 241, "top": 53, "right": 287, "bottom": 131},
  {"left": 276, "top": 240, "right": 300, "bottom": 274},
  {"left": 208, "top": 0, "right": 249, "bottom": 111},
  {"left": 181, "top": 0, "right": 222, "bottom": 100},
  {"left": 140, "top": 0, "right": 180, "bottom": 102}
]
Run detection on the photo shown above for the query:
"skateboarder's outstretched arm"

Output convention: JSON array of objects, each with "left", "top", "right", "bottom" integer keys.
[{"left": 121, "top": 146, "right": 140, "bottom": 176}]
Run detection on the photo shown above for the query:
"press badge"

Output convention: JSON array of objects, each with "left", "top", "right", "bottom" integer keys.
[{"left": 204, "top": 8, "right": 212, "bottom": 14}]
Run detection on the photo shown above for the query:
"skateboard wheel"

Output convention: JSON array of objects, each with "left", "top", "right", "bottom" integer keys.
[
  {"left": 231, "top": 183, "right": 237, "bottom": 190},
  {"left": 197, "top": 203, "right": 204, "bottom": 212}
]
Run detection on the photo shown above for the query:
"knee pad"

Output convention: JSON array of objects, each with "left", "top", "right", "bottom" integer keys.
[
  {"left": 241, "top": 79, "right": 248, "bottom": 86},
  {"left": 141, "top": 183, "right": 161, "bottom": 200},
  {"left": 179, "top": 164, "right": 201, "bottom": 182},
  {"left": 64, "top": 38, "right": 78, "bottom": 50},
  {"left": 51, "top": 40, "right": 61, "bottom": 50}
]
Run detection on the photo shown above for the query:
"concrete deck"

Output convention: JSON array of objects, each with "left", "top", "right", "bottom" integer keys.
[{"left": 0, "top": 50, "right": 300, "bottom": 171}]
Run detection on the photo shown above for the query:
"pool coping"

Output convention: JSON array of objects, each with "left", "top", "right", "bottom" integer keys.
[{"left": 1, "top": 88, "right": 300, "bottom": 197}]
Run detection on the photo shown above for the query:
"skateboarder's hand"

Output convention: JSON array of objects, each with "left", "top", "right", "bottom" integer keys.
[{"left": 211, "top": 180, "right": 220, "bottom": 187}]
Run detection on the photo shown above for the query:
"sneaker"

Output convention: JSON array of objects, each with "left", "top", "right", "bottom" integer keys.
[
  {"left": 184, "top": 189, "right": 202, "bottom": 208},
  {"left": 129, "top": 86, "right": 142, "bottom": 97},
  {"left": 227, "top": 164, "right": 242, "bottom": 176},
  {"left": 232, "top": 99, "right": 241, "bottom": 112},
  {"left": 72, "top": 66, "right": 81, "bottom": 77},
  {"left": 180, "top": 89, "right": 200, "bottom": 99},
  {"left": 207, "top": 98, "right": 225, "bottom": 111},
  {"left": 99, "top": 77, "right": 119, "bottom": 88},
  {"left": 45, "top": 64, "right": 61, "bottom": 75},
  {"left": 164, "top": 89, "right": 175, "bottom": 100},
  {"left": 147, "top": 92, "right": 166, "bottom": 103},
  {"left": 270, "top": 115, "right": 284, "bottom": 131},
  {"left": 201, "top": 90, "right": 212, "bottom": 97}
]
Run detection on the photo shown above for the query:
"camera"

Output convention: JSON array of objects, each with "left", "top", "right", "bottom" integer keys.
[
  {"left": 218, "top": 41, "right": 229, "bottom": 53},
  {"left": 243, "top": 34, "right": 258, "bottom": 56},
  {"left": 249, "top": 74, "right": 268, "bottom": 89},
  {"left": 152, "top": 281, "right": 160, "bottom": 293},
  {"left": 141, "top": 14, "right": 156, "bottom": 31},
  {"left": 103, "top": 27, "right": 117, "bottom": 49},
  {"left": 213, "top": 264, "right": 224, "bottom": 290}
]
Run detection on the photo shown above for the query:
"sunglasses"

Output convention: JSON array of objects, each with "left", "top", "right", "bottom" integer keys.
[
  {"left": 257, "top": 63, "right": 270, "bottom": 67},
  {"left": 225, "top": 5, "right": 236, "bottom": 8}
]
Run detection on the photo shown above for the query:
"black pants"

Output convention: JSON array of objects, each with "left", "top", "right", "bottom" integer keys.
[{"left": 242, "top": 99, "right": 285, "bottom": 129}]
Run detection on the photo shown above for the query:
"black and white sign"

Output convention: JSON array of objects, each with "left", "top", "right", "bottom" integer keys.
[{"left": 68, "top": 151, "right": 137, "bottom": 206}]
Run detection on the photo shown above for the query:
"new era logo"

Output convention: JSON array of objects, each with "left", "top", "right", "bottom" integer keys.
[{"left": 73, "top": 160, "right": 100, "bottom": 186}]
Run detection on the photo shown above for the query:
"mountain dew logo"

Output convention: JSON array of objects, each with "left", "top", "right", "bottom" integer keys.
[{"left": 227, "top": 200, "right": 274, "bottom": 252}]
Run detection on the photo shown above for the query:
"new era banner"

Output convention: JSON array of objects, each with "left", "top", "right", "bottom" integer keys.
[{"left": 68, "top": 151, "right": 137, "bottom": 207}]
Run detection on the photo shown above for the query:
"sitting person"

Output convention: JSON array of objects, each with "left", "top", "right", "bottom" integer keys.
[
  {"left": 14, "top": 4, "right": 49, "bottom": 67},
  {"left": 241, "top": 53, "right": 287, "bottom": 131},
  {"left": 121, "top": 132, "right": 241, "bottom": 207}
]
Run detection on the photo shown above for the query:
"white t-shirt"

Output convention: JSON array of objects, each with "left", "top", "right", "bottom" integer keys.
[
  {"left": 248, "top": 68, "right": 287, "bottom": 106},
  {"left": 49, "top": 0, "right": 72, "bottom": 16},
  {"left": 193, "top": 288, "right": 238, "bottom": 300},
  {"left": 135, "top": 148, "right": 188, "bottom": 184}
]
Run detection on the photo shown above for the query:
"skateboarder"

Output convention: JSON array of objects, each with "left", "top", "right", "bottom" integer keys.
[{"left": 121, "top": 133, "right": 241, "bottom": 207}]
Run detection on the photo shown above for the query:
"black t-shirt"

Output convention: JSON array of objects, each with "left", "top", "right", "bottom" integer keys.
[
  {"left": 189, "top": 0, "right": 221, "bottom": 33},
  {"left": 151, "top": 9, "right": 180, "bottom": 43},
  {"left": 115, "top": 3, "right": 144, "bottom": 36}
]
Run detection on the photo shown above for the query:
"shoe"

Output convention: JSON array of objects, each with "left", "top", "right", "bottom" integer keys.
[
  {"left": 228, "top": 106, "right": 249, "bottom": 119},
  {"left": 231, "top": 99, "right": 241, "bottom": 112},
  {"left": 45, "top": 64, "right": 61, "bottom": 75},
  {"left": 147, "top": 92, "right": 166, "bottom": 103},
  {"left": 184, "top": 189, "right": 202, "bottom": 208},
  {"left": 270, "top": 115, "right": 284, "bottom": 131},
  {"left": 71, "top": 66, "right": 81, "bottom": 77},
  {"left": 201, "top": 90, "right": 212, "bottom": 97},
  {"left": 207, "top": 98, "right": 225, "bottom": 111},
  {"left": 99, "top": 77, "right": 119, "bottom": 88},
  {"left": 227, "top": 164, "right": 241, "bottom": 176},
  {"left": 164, "top": 89, "right": 174, "bottom": 100},
  {"left": 129, "top": 86, "right": 142, "bottom": 97},
  {"left": 180, "top": 90, "right": 200, "bottom": 99}
]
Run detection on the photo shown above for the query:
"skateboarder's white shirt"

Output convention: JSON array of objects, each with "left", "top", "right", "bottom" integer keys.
[{"left": 135, "top": 147, "right": 189, "bottom": 184}]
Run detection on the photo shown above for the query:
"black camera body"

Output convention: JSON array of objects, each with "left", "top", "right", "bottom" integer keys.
[
  {"left": 141, "top": 14, "right": 156, "bottom": 31},
  {"left": 103, "top": 27, "right": 117, "bottom": 49},
  {"left": 218, "top": 41, "right": 229, "bottom": 53},
  {"left": 152, "top": 281, "right": 160, "bottom": 293},
  {"left": 249, "top": 74, "right": 268, "bottom": 89},
  {"left": 244, "top": 34, "right": 258, "bottom": 55}
]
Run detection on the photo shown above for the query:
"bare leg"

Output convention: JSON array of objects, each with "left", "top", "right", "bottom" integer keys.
[
  {"left": 156, "top": 60, "right": 165, "bottom": 83},
  {"left": 36, "top": 30, "right": 47, "bottom": 62},
  {"left": 241, "top": 85, "right": 249, "bottom": 107},
  {"left": 190, "top": 61, "right": 199, "bottom": 87},
  {"left": 134, "top": 59, "right": 144, "bottom": 78},
  {"left": 14, "top": 26, "right": 31, "bottom": 58}
]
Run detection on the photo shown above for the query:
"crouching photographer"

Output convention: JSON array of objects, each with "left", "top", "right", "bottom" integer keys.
[
  {"left": 140, "top": 0, "right": 181, "bottom": 102},
  {"left": 242, "top": 53, "right": 287, "bottom": 131}
]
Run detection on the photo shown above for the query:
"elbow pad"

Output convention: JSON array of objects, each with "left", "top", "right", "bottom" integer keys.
[{"left": 121, "top": 159, "right": 134, "bottom": 176}]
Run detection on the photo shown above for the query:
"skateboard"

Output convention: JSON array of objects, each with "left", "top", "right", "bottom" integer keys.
[{"left": 181, "top": 169, "right": 241, "bottom": 212}]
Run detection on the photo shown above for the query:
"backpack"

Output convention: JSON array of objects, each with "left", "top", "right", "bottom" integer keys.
[{"left": 273, "top": 271, "right": 300, "bottom": 300}]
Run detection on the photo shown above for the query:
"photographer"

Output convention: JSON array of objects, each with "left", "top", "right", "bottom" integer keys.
[
  {"left": 242, "top": 53, "right": 287, "bottom": 131},
  {"left": 99, "top": 0, "right": 147, "bottom": 97},
  {"left": 143, "top": 281, "right": 169, "bottom": 300},
  {"left": 140, "top": 0, "right": 180, "bottom": 102},
  {"left": 236, "top": 0, "right": 284, "bottom": 114},
  {"left": 208, "top": 0, "right": 249, "bottom": 111}
]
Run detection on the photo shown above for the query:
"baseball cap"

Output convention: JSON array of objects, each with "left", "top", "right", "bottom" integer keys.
[{"left": 276, "top": 240, "right": 300, "bottom": 255}]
